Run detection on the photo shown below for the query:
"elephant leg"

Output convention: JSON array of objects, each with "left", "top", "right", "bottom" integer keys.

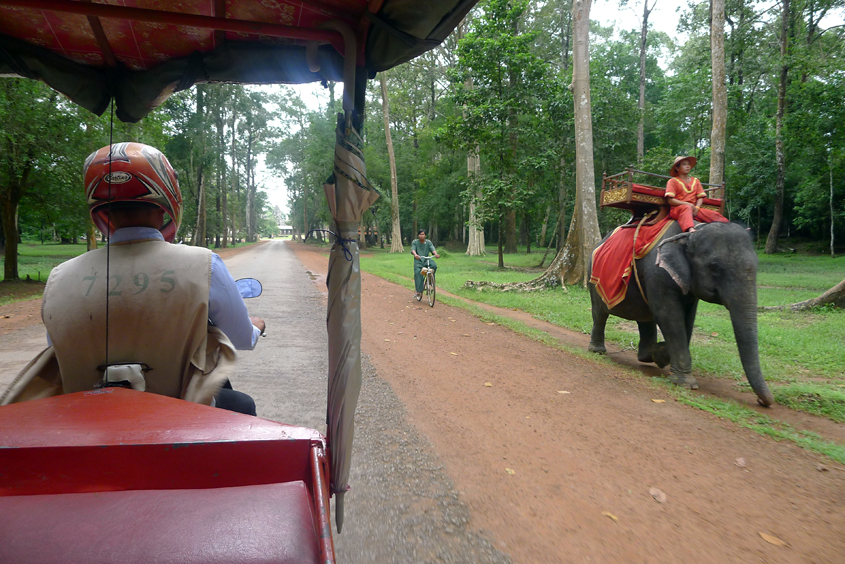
[
  {"left": 685, "top": 301, "right": 698, "bottom": 347},
  {"left": 655, "top": 314, "right": 698, "bottom": 389},
  {"left": 636, "top": 321, "right": 658, "bottom": 363},
  {"left": 588, "top": 291, "right": 609, "bottom": 354}
]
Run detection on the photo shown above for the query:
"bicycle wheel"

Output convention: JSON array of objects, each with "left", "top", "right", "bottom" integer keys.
[{"left": 427, "top": 271, "right": 436, "bottom": 307}]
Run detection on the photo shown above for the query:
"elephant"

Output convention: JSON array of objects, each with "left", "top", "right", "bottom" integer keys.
[{"left": 587, "top": 220, "right": 774, "bottom": 407}]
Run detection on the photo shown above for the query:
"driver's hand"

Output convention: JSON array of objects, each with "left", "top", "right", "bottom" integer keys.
[
  {"left": 435, "top": 253, "right": 441, "bottom": 259},
  {"left": 251, "top": 316, "right": 266, "bottom": 335}
]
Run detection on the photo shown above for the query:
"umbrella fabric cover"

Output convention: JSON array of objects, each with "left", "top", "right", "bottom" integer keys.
[{"left": 324, "top": 114, "right": 379, "bottom": 532}]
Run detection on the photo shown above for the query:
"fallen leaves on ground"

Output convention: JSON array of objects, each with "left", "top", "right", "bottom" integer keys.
[
  {"left": 649, "top": 488, "right": 667, "bottom": 503},
  {"left": 759, "top": 532, "right": 787, "bottom": 547},
  {"left": 451, "top": 352, "right": 458, "bottom": 356},
  {"left": 505, "top": 468, "right": 516, "bottom": 475},
  {"left": 484, "top": 382, "right": 493, "bottom": 387},
  {"left": 735, "top": 457, "right": 747, "bottom": 468},
  {"left": 651, "top": 399, "right": 666, "bottom": 403},
  {"left": 557, "top": 391, "right": 571, "bottom": 394},
  {"left": 601, "top": 512, "right": 618, "bottom": 522}
]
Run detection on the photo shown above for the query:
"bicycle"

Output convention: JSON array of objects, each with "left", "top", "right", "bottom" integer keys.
[{"left": 415, "top": 255, "right": 436, "bottom": 307}]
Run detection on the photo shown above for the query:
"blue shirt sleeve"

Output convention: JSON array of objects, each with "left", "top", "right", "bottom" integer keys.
[{"left": 209, "top": 253, "right": 261, "bottom": 350}]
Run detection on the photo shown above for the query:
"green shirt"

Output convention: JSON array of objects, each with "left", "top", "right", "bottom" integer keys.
[{"left": 412, "top": 239, "right": 436, "bottom": 262}]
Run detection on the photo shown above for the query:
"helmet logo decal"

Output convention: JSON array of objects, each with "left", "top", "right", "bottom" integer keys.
[{"left": 104, "top": 171, "right": 132, "bottom": 184}]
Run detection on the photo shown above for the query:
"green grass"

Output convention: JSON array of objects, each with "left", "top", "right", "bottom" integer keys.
[
  {"left": 772, "top": 383, "right": 845, "bottom": 423},
  {"left": 1, "top": 241, "right": 88, "bottom": 283},
  {"left": 676, "top": 390, "right": 845, "bottom": 465},
  {"left": 0, "top": 239, "right": 266, "bottom": 304},
  {"left": 359, "top": 243, "right": 845, "bottom": 417}
]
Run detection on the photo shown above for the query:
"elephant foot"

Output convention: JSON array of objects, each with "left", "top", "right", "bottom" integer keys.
[
  {"left": 669, "top": 373, "right": 699, "bottom": 390},
  {"left": 637, "top": 350, "right": 654, "bottom": 363},
  {"left": 651, "top": 342, "right": 670, "bottom": 368},
  {"left": 588, "top": 342, "right": 607, "bottom": 355}
]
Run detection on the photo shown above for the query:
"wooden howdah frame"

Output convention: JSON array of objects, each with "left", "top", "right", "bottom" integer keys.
[{"left": 601, "top": 166, "right": 725, "bottom": 217}]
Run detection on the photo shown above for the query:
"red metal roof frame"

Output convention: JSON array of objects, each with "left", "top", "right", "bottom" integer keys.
[
  {"left": 3, "top": 0, "right": 345, "bottom": 45},
  {"left": 0, "top": 0, "right": 479, "bottom": 121}
]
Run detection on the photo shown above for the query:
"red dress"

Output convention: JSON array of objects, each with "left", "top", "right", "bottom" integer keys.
[{"left": 665, "top": 176, "right": 728, "bottom": 231}]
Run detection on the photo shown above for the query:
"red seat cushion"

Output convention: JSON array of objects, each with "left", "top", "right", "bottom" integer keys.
[{"left": 0, "top": 482, "right": 320, "bottom": 564}]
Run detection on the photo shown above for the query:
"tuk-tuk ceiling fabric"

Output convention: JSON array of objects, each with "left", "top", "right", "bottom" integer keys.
[{"left": 0, "top": 0, "right": 478, "bottom": 122}]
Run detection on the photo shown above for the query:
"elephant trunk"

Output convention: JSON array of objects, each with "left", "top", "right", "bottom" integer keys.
[{"left": 728, "top": 298, "right": 774, "bottom": 407}]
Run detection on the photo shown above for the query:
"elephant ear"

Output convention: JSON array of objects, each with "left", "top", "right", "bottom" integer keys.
[{"left": 656, "top": 233, "right": 692, "bottom": 294}]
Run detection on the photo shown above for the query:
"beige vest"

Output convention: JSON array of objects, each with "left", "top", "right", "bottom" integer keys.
[{"left": 41, "top": 240, "right": 214, "bottom": 398}]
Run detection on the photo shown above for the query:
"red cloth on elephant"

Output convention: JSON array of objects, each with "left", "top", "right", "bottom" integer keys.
[
  {"left": 666, "top": 176, "right": 728, "bottom": 231},
  {"left": 589, "top": 217, "right": 675, "bottom": 308}
]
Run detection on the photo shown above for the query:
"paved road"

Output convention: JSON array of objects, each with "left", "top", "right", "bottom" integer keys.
[
  {"left": 222, "top": 240, "right": 511, "bottom": 563},
  {"left": 0, "top": 240, "right": 509, "bottom": 563}
]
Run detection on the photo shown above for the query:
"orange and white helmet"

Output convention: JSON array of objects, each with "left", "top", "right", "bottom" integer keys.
[{"left": 84, "top": 143, "right": 182, "bottom": 242}]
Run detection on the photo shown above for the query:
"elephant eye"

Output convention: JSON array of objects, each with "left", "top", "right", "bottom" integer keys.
[{"left": 708, "top": 261, "right": 722, "bottom": 274}]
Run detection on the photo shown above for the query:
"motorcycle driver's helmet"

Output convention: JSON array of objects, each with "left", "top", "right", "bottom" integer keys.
[{"left": 84, "top": 142, "right": 182, "bottom": 242}]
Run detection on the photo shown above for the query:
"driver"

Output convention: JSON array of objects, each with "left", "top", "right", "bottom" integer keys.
[{"left": 40, "top": 143, "right": 264, "bottom": 415}]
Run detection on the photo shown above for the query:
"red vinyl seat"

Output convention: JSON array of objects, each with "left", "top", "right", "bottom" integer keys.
[{"left": 0, "top": 482, "right": 320, "bottom": 564}]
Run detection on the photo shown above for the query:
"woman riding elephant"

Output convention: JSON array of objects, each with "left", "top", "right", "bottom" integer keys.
[
  {"left": 665, "top": 156, "right": 728, "bottom": 232},
  {"left": 587, "top": 220, "right": 774, "bottom": 407}
]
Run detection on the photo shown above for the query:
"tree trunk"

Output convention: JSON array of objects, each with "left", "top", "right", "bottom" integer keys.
[
  {"left": 710, "top": 0, "right": 727, "bottom": 196},
  {"left": 637, "top": 0, "right": 652, "bottom": 165},
  {"left": 193, "top": 86, "right": 207, "bottom": 247},
  {"left": 381, "top": 73, "right": 404, "bottom": 253},
  {"left": 562, "top": 0, "right": 601, "bottom": 286},
  {"left": 230, "top": 105, "right": 238, "bottom": 247},
  {"left": 556, "top": 159, "right": 567, "bottom": 255},
  {"left": 1, "top": 185, "right": 22, "bottom": 281},
  {"left": 245, "top": 130, "right": 255, "bottom": 243},
  {"left": 465, "top": 72, "right": 485, "bottom": 256},
  {"left": 538, "top": 203, "right": 551, "bottom": 247},
  {"left": 497, "top": 211, "right": 504, "bottom": 268},
  {"left": 765, "top": 0, "right": 790, "bottom": 254},
  {"left": 831, "top": 155, "right": 835, "bottom": 258},
  {"left": 761, "top": 279, "right": 845, "bottom": 311},
  {"left": 218, "top": 101, "right": 228, "bottom": 248},
  {"left": 505, "top": 209, "right": 518, "bottom": 253}
]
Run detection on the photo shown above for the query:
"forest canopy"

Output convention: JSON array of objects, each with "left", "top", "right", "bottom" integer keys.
[{"left": 1, "top": 0, "right": 843, "bottom": 281}]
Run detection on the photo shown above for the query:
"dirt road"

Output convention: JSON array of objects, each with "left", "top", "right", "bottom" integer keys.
[
  {"left": 289, "top": 241, "right": 845, "bottom": 564},
  {"left": 2, "top": 240, "right": 844, "bottom": 563}
]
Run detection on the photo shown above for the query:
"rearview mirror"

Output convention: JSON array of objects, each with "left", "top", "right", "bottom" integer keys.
[{"left": 235, "top": 278, "right": 263, "bottom": 299}]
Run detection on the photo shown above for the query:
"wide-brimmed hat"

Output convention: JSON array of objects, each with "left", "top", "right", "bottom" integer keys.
[{"left": 669, "top": 155, "right": 697, "bottom": 176}]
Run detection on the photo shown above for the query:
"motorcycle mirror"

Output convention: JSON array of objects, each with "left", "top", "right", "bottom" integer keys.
[{"left": 235, "top": 278, "right": 263, "bottom": 299}]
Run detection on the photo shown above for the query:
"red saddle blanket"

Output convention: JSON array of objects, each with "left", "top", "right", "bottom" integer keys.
[{"left": 590, "top": 218, "right": 675, "bottom": 308}]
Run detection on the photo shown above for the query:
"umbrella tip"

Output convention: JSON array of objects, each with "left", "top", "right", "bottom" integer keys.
[{"left": 335, "top": 493, "right": 345, "bottom": 533}]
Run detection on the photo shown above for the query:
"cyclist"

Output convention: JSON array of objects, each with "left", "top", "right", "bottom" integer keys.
[{"left": 411, "top": 229, "right": 440, "bottom": 299}]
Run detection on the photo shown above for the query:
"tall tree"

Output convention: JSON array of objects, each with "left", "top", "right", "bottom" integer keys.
[
  {"left": 765, "top": 0, "right": 792, "bottom": 253},
  {"left": 1, "top": 81, "right": 77, "bottom": 281},
  {"left": 710, "top": 0, "right": 727, "bottom": 196},
  {"left": 193, "top": 84, "right": 208, "bottom": 247},
  {"left": 558, "top": 0, "right": 601, "bottom": 286},
  {"left": 380, "top": 73, "right": 404, "bottom": 253},
  {"left": 447, "top": 0, "right": 548, "bottom": 267},
  {"left": 637, "top": 0, "right": 655, "bottom": 164}
]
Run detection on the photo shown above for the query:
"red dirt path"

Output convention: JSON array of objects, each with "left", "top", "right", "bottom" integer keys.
[{"left": 291, "top": 241, "right": 845, "bottom": 564}]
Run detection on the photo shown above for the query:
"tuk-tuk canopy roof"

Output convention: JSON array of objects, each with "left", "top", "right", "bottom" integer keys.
[{"left": 0, "top": 0, "right": 477, "bottom": 121}]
